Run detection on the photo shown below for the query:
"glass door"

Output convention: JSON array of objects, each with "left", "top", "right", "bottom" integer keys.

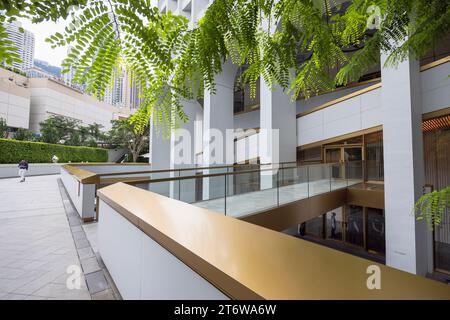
[
  {"left": 325, "top": 148, "right": 342, "bottom": 179},
  {"left": 325, "top": 146, "right": 363, "bottom": 179},
  {"left": 344, "top": 147, "right": 363, "bottom": 180},
  {"left": 345, "top": 205, "right": 364, "bottom": 247}
]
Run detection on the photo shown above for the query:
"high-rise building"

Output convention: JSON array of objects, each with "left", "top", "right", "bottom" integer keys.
[
  {"left": 62, "top": 48, "right": 141, "bottom": 110},
  {"left": 62, "top": 46, "right": 87, "bottom": 92},
  {"left": 101, "top": 68, "right": 142, "bottom": 110},
  {"left": 2, "top": 21, "right": 35, "bottom": 72},
  {"left": 123, "top": 69, "right": 142, "bottom": 110},
  {"left": 101, "top": 68, "right": 125, "bottom": 107}
]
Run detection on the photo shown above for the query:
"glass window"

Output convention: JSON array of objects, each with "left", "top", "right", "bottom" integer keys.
[
  {"left": 326, "top": 207, "right": 344, "bottom": 241},
  {"left": 367, "top": 208, "right": 385, "bottom": 255},
  {"left": 434, "top": 209, "right": 450, "bottom": 273},
  {"left": 298, "top": 147, "right": 322, "bottom": 164},
  {"left": 346, "top": 205, "right": 364, "bottom": 247},
  {"left": 365, "top": 131, "right": 384, "bottom": 181},
  {"left": 305, "top": 215, "right": 324, "bottom": 238}
]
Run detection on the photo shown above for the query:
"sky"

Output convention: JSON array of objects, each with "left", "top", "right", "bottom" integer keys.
[
  {"left": 18, "top": 17, "right": 70, "bottom": 68},
  {"left": 18, "top": 0, "right": 159, "bottom": 68}
]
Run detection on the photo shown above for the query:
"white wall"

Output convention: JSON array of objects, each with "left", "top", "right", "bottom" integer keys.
[
  {"left": 260, "top": 82, "right": 297, "bottom": 164},
  {"left": 29, "top": 87, "right": 119, "bottom": 132},
  {"left": 234, "top": 109, "right": 260, "bottom": 130},
  {"left": 60, "top": 167, "right": 96, "bottom": 220},
  {"left": 421, "top": 61, "right": 450, "bottom": 114},
  {"left": 149, "top": 116, "right": 172, "bottom": 196},
  {"left": 0, "top": 79, "right": 30, "bottom": 129},
  {"left": 381, "top": 53, "right": 428, "bottom": 276},
  {"left": 170, "top": 100, "right": 203, "bottom": 201},
  {"left": 296, "top": 81, "right": 378, "bottom": 114},
  {"left": 203, "top": 60, "right": 237, "bottom": 199},
  {"left": 235, "top": 132, "right": 259, "bottom": 163},
  {"left": 98, "top": 199, "right": 229, "bottom": 300},
  {"left": 296, "top": 61, "right": 449, "bottom": 148},
  {"left": 297, "top": 87, "right": 382, "bottom": 146}
]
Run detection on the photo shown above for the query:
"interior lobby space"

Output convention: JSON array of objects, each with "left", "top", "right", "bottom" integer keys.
[{"left": 284, "top": 113, "right": 450, "bottom": 279}]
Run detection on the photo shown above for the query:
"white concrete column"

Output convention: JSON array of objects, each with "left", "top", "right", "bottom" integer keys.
[
  {"left": 381, "top": 50, "right": 428, "bottom": 275},
  {"left": 170, "top": 100, "right": 203, "bottom": 202},
  {"left": 259, "top": 80, "right": 297, "bottom": 189},
  {"left": 202, "top": 60, "right": 237, "bottom": 201},
  {"left": 149, "top": 114, "right": 171, "bottom": 197}
]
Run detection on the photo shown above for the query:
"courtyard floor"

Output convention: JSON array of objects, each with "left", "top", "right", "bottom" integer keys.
[{"left": 0, "top": 174, "right": 117, "bottom": 300}]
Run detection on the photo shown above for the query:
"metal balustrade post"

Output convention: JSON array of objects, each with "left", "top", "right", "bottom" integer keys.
[
  {"left": 178, "top": 170, "right": 181, "bottom": 200},
  {"left": 224, "top": 174, "right": 227, "bottom": 216},
  {"left": 329, "top": 164, "right": 332, "bottom": 191},
  {"left": 362, "top": 160, "right": 366, "bottom": 183},
  {"left": 345, "top": 161, "right": 348, "bottom": 187},
  {"left": 307, "top": 165, "right": 310, "bottom": 198},
  {"left": 277, "top": 170, "right": 280, "bottom": 207}
]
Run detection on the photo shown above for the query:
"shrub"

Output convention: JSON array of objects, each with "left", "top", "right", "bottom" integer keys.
[{"left": 0, "top": 139, "right": 108, "bottom": 164}]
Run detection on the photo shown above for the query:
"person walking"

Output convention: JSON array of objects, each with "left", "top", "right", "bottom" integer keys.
[
  {"left": 18, "top": 159, "right": 28, "bottom": 182},
  {"left": 330, "top": 212, "right": 337, "bottom": 239}
]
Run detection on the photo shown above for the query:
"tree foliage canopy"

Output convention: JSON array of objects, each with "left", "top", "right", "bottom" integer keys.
[
  {"left": 39, "top": 115, "right": 105, "bottom": 146},
  {"left": 107, "top": 118, "right": 149, "bottom": 162},
  {"left": 47, "top": 0, "right": 450, "bottom": 134},
  {"left": 1, "top": 1, "right": 448, "bottom": 132}
]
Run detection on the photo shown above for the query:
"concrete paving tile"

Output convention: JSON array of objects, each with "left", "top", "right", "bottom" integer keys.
[
  {"left": 80, "top": 257, "right": 101, "bottom": 274},
  {"left": 85, "top": 271, "right": 109, "bottom": 294},
  {"left": 72, "top": 231, "right": 87, "bottom": 241},
  {"left": 74, "top": 238, "right": 90, "bottom": 249},
  {"left": 70, "top": 226, "right": 83, "bottom": 233},
  {"left": 12, "top": 270, "right": 60, "bottom": 295},
  {"left": 0, "top": 276, "right": 37, "bottom": 293},
  {"left": 32, "top": 283, "right": 91, "bottom": 300},
  {"left": 92, "top": 289, "right": 116, "bottom": 300},
  {"left": 0, "top": 266, "right": 30, "bottom": 279},
  {"left": 95, "top": 253, "right": 105, "bottom": 269},
  {"left": 0, "top": 175, "right": 117, "bottom": 300},
  {"left": 77, "top": 247, "right": 95, "bottom": 260},
  {"left": 1, "top": 293, "right": 28, "bottom": 300},
  {"left": 25, "top": 295, "right": 49, "bottom": 300}
]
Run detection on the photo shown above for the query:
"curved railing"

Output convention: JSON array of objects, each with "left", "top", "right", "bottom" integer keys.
[{"left": 121, "top": 161, "right": 365, "bottom": 217}]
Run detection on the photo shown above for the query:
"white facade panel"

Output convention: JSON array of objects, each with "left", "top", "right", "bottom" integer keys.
[
  {"left": 360, "top": 89, "right": 381, "bottom": 112},
  {"left": 324, "top": 113, "right": 361, "bottom": 139},
  {"left": 29, "top": 86, "right": 125, "bottom": 132},
  {"left": 421, "top": 62, "right": 450, "bottom": 114},
  {"left": 0, "top": 91, "right": 8, "bottom": 103},
  {"left": 298, "top": 125, "right": 324, "bottom": 146},
  {"left": 297, "top": 87, "right": 383, "bottom": 147},
  {"left": 323, "top": 96, "right": 360, "bottom": 123},
  {"left": 298, "top": 109, "right": 323, "bottom": 131}
]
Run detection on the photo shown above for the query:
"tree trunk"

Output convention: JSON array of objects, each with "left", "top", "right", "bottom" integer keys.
[{"left": 132, "top": 151, "right": 139, "bottom": 162}]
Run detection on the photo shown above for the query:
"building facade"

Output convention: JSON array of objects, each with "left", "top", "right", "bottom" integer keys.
[
  {"left": 0, "top": 67, "right": 131, "bottom": 131},
  {"left": 2, "top": 21, "right": 35, "bottom": 72},
  {"left": 28, "top": 77, "right": 132, "bottom": 132},
  {"left": 0, "top": 68, "right": 30, "bottom": 129},
  {"left": 150, "top": 0, "right": 450, "bottom": 279}
]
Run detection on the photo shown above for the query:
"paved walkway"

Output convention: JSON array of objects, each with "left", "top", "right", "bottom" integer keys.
[
  {"left": 0, "top": 175, "right": 91, "bottom": 299},
  {"left": 194, "top": 179, "right": 361, "bottom": 217}
]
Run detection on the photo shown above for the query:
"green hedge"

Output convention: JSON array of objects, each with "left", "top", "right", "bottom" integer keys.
[{"left": 0, "top": 139, "right": 108, "bottom": 164}]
